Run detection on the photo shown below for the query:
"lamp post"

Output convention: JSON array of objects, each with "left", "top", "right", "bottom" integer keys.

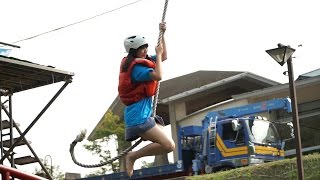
[
  {"left": 45, "top": 155, "right": 53, "bottom": 176},
  {"left": 266, "top": 44, "right": 304, "bottom": 180}
]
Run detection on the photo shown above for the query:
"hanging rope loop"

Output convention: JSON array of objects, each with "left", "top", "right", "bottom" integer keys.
[{"left": 69, "top": 130, "right": 143, "bottom": 168}]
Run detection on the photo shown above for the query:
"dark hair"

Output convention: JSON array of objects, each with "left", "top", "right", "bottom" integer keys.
[
  {"left": 121, "top": 44, "right": 150, "bottom": 72},
  {"left": 122, "top": 48, "right": 137, "bottom": 72}
]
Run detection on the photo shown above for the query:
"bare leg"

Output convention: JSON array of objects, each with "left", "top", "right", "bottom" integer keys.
[{"left": 125, "top": 124, "right": 175, "bottom": 177}]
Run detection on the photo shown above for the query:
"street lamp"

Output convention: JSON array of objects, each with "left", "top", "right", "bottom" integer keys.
[
  {"left": 266, "top": 43, "right": 304, "bottom": 180},
  {"left": 45, "top": 155, "right": 53, "bottom": 176}
]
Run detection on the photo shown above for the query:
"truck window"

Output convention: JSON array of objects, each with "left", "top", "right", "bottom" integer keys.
[
  {"left": 222, "top": 123, "right": 238, "bottom": 140},
  {"left": 249, "top": 119, "right": 279, "bottom": 144},
  {"left": 222, "top": 122, "right": 245, "bottom": 145},
  {"left": 181, "top": 136, "right": 201, "bottom": 151}
]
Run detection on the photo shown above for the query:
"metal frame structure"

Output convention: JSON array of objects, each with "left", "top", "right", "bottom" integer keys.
[{"left": 0, "top": 55, "right": 74, "bottom": 179}]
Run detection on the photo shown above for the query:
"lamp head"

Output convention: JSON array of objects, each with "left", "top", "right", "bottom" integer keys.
[{"left": 266, "top": 44, "right": 296, "bottom": 66}]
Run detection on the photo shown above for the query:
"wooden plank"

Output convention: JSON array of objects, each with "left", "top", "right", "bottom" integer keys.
[{"left": 14, "top": 156, "right": 38, "bottom": 165}]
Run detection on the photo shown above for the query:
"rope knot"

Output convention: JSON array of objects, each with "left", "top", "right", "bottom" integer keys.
[{"left": 75, "top": 129, "right": 87, "bottom": 143}]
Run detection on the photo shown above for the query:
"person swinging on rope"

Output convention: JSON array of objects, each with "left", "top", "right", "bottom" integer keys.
[{"left": 118, "top": 21, "right": 175, "bottom": 177}]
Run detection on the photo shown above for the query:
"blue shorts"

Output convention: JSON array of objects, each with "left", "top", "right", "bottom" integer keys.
[{"left": 125, "top": 117, "right": 156, "bottom": 141}]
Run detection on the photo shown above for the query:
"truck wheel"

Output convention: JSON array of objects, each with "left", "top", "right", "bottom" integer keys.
[
  {"left": 205, "top": 165, "right": 213, "bottom": 174},
  {"left": 220, "top": 166, "right": 232, "bottom": 171}
]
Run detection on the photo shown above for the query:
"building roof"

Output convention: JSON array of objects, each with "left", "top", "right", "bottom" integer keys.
[
  {"left": 88, "top": 70, "right": 280, "bottom": 140},
  {"left": 297, "top": 68, "right": 320, "bottom": 80},
  {"left": 158, "top": 71, "right": 280, "bottom": 104},
  {"left": 233, "top": 68, "right": 320, "bottom": 100},
  {"left": 0, "top": 55, "right": 74, "bottom": 95},
  {"left": 158, "top": 70, "right": 243, "bottom": 100}
]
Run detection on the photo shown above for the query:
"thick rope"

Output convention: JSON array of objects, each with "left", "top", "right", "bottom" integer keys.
[
  {"left": 70, "top": 130, "right": 142, "bottom": 168},
  {"left": 70, "top": 0, "right": 170, "bottom": 168},
  {"left": 152, "top": 0, "right": 169, "bottom": 117}
]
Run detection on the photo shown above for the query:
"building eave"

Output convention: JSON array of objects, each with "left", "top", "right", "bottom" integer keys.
[
  {"left": 232, "top": 76, "right": 320, "bottom": 100},
  {"left": 159, "top": 72, "right": 279, "bottom": 104}
]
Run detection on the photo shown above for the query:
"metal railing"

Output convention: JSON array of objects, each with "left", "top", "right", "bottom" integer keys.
[{"left": 0, "top": 164, "right": 47, "bottom": 180}]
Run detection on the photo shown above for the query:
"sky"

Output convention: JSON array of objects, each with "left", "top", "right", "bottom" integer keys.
[{"left": 1, "top": 0, "right": 320, "bottom": 177}]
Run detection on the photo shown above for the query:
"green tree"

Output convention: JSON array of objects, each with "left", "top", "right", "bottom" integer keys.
[
  {"left": 84, "top": 110, "right": 131, "bottom": 176},
  {"left": 33, "top": 159, "right": 64, "bottom": 180},
  {"left": 141, "top": 161, "right": 154, "bottom": 168}
]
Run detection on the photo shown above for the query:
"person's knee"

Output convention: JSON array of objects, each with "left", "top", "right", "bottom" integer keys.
[{"left": 163, "top": 140, "right": 175, "bottom": 153}]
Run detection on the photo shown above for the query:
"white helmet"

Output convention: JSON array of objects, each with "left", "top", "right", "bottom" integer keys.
[{"left": 124, "top": 35, "right": 148, "bottom": 53}]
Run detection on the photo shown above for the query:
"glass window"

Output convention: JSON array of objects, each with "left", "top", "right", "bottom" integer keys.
[{"left": 250, "top": 120, "right": 279, "bottom": 144}]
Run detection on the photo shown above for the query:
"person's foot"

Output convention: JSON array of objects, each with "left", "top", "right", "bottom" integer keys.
[{"left": 125, "top": 152, "right": 135, "bottom": 177}]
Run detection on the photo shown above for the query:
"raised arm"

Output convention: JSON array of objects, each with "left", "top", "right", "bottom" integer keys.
[
  {"left": 159, "top": 22, "right": 167, "bottom": 61},
  {"left": 150, "top": 42, "right": 164, "bottom": 81}
]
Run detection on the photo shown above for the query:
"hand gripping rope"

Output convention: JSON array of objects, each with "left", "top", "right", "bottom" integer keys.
[{"left": 69, "top": 0, "right": 169, "bottom": 168}]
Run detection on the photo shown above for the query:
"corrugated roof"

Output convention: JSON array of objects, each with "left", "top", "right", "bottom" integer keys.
[{"left": 0, "top": 55, "right": 74, "bottom": 94}]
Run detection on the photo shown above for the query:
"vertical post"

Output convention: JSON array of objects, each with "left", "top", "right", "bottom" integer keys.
[
  {"left": 4, "top": 171, "right": 10, "bottom": 180},
  {"left": 0, "top": 96, "right": 3, "bottom": 159},
  {"left": 287, "top": 57, "right": 304, "bottom": 180},
  {"left": 8, "top": 95, "right": 14, "bottom": 167}
]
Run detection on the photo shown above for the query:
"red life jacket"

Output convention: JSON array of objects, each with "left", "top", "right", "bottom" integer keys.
[{"left": 118, "top": 57, "right": 157, "bottom": 105}]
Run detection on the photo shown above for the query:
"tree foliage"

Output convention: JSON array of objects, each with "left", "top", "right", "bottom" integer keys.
[
  {"left": 91, "top": 110, "right": 126, "bottom": 147},
  {"left": 83, "top": 138, "right": 119, "bottom": 175},
  {"left": 84, "top": 110, "right": 128, "bottom": 176},
  {"left": 33, "top": 159, "right": 64, "bottom": 180},
  {"left": 141, "top": 161, "right": 154, "bottom": 168}
]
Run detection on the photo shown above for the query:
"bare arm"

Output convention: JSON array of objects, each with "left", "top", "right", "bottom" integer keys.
[
  {"left": 161, "top": 36, "right": 167, "bottom": 61},
  {"left": 150, "top": 43, "right": 163, "bottom": 81},
  {"left": 149, "top": 22, "right": 167, "bottom": 80}
]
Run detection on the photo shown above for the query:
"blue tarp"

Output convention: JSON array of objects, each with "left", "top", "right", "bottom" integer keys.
[{"left": 0, "top": 48, "right": 11, "bottom": 56}]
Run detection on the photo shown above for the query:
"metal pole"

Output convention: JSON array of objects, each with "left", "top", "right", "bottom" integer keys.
[
  {"left": 287, "top": 57, "right": 304, "bottom": 180},
  {"left": 8, "top": 95, "right": 14, "bottom": 167}
]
